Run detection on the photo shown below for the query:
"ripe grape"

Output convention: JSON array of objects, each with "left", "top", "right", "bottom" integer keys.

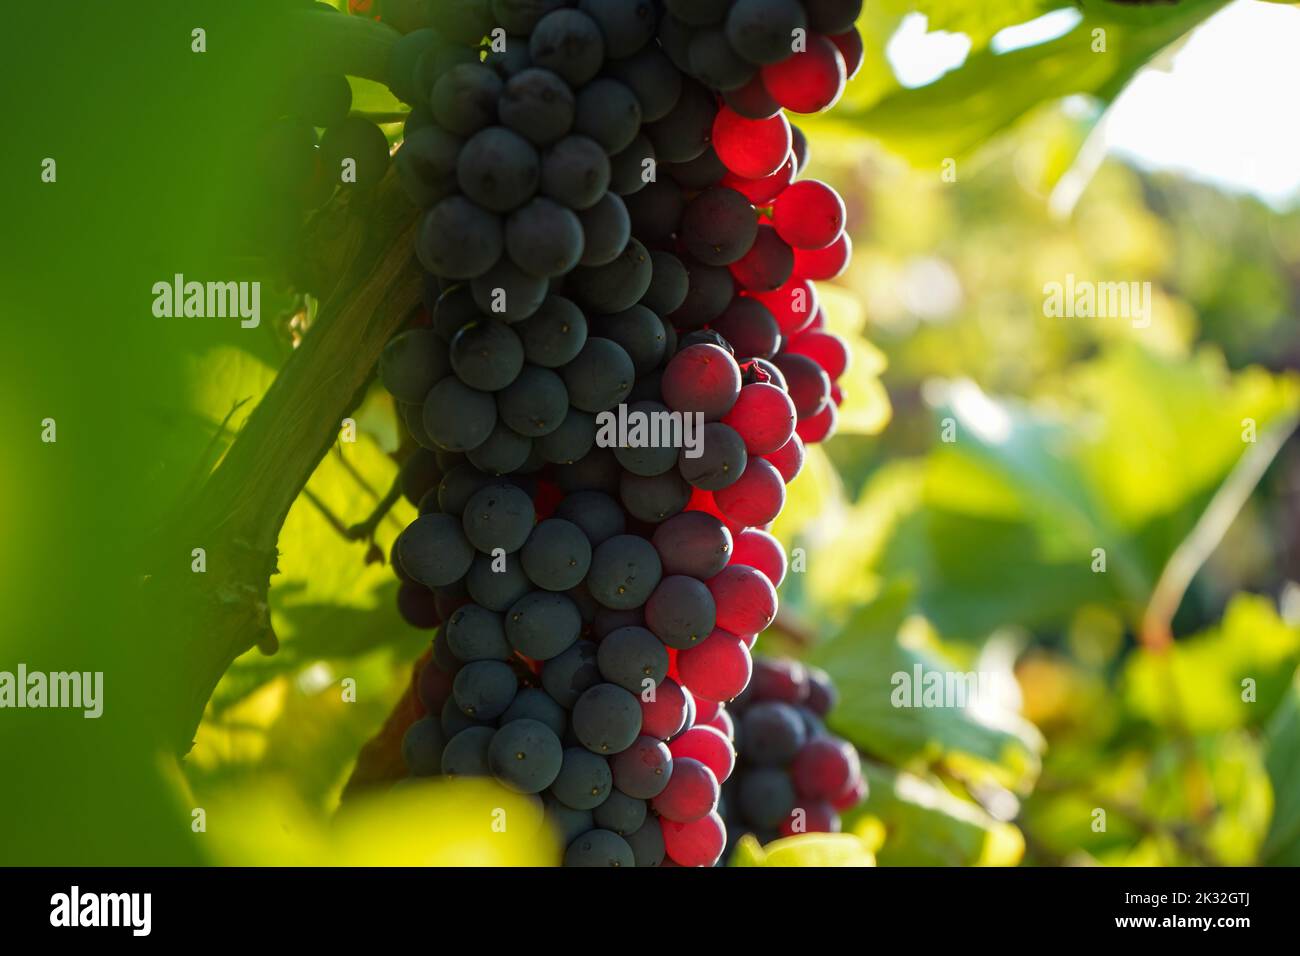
[
  {"left": 611, "top": 735, "right": 673, "bottom": 798},
  {"left": 669, "top": 725, "right": 735, "bottom": 783},
  {"left": 570, "top": 239, "right": 654, "bottom": 313},
  {"left": 441, "top": 725, "right": 497, "bottom": 777},
  {"left": 544, "top": 795, "right": 595, "bottom": 845},
  {"left": 417, "top": 197, "right": 503, "bottom": 280},
  {"left": 550, "top": 747, "right": 613, "bottom": 809},
  {"left": 501, "top": 687, "right": 568, "bottom": 738},
  {"left": 609, "top": 134, "right": 656, "bottom": 196},
  {"left": 689, "top": 29, "right": 756, "bottom": 91},
  {"left": 564, "top": 829, "right": 634, "bottom": 867},
  {"left": 650, "top": 511, "right": 733, "bottom": 579},
  {"left": 721, "top": 152, "right": 795, "bottom": 206},
  {"left": 737, "top": 766, "right": 797, "bottom": 827},
  {"left": 516, "top": 295, "right": 588, "bottom": 367},
  {"left": 597, "top": 625, "right": 669, "bottom": 693},
  {"left": 761, "top": 34, "right": 847, "bottom": 114},
  {"left": 804, "top": 0, "right": 864, "bottom": 34},
  {"left": 722, "top": 382, "right": 797, "bottom": 454},
  {"left": 431, "top": 63, "right": 503, "bottom": 136},
  {"left": 830, "top": 28, "right": 864, "bottom": 79},
  {"left": 450, "top": 318, "right": 525, "bottom": 391},
  {"left": 680, "top": 187, "right": 759, "bottom": 266},
  {"left": 572, "top": 683, "right": 643, "bottom": 754},
  {"left": 521, "top": 518, "right": 593, "bottom": 591},
  {"left": 661, "top": 811, "right": 726, "bottom": 867},
  {"left": 542, "top": 136, "right": 613, "bottom": 211},
  {"left": 541, "top": 640, "right": 601, "bottom": 707},
  {"left": 574, "top": 78, "right": 643, "bottom": 154},
  {"left": 651, "top": 756, "right": 719, "bottom": 822},
  {"left": 678, "top": 422, "right": 748, "bottom": 491},
  {"left": 729, "top": 226, "right": 795, "bottom": 293},
  {"left": 806, "top": 665, "right": 837, "bottom": 716},
  {"left": 470, "top": 258, "right": 550, "bottom": 321},
  {"left": 624, "top": 817, "right": 666, "bottom": 866},
  {"left": 707, "top": 562, "right": 778, "bottom": 634},
  {"left": 462, "top": 481, "right": 536, "bottom": 552},
  {"left": 772, "top": 352, "right": 831, "bottom": 418},
  {"left": 723, "top": 73, "right": 781, "bottom": 119},
  {"left": 579, "top": 0, "right": 657, "bottom": 58},
  {"left": 381, "top": 327, "right": 449, "bottom": 404},
  {"left": 712, "top": 106, "right": 791, "bottom": 179},
  {"left": 489, "top": 718, "right": 564, "bottom": 793},
  {"left": 457, "top": 126, "right": 540, "bottom": 213},
  {"left": 662, "top": 344, "right": 742, "bottom": 421},
  {"left": 761, "top": 433, "right": 805, "bottom": 482},
  {"left": 772, "top": 179, "right": 846, "bottom": 250},
  {"left": 619, "top": 469, "right": 692, "bottom": 523},
  {"left": 491, "top": 0, "right": 568, "bottom": 35},
  {"left": 785, "top": 329, "right": 850, "bottom": 379},
  {"left": 730, "top": 528, "right": 787, "bottom": 587},
  {"left": 499, "top": 67, "right": 575, "bottom": 146},
  {"left": 554, "top": 447, "right": 622, "bottom": 494},
  {"left": 402, "top": 715, "right": 447, "bottom": 776},
  {"left": 588, "top": 534, "right": 663, "bottom": 609},
  {"left": 708, "top": 298, "right": 780, "bottom": 360},
  {"left": 398, "top": 512, "right": 476, "bottom": 588},
  {"left": 592, "top": 308, "right": 666, "bottom": 376},
  {"left": 505, "top": 590, "right": 582, "bottom": 659},
  {"left": 644, "top": 78, "right": 717, "bottom": 164},
  {"left": 437, "top": 464, "right": 494, "bottom": 516},
  {"left": 753, "top": 277, "right": 819, "bottom": 336},
  {"left": 395, "top": 124, "right": 463, "bottom": 207},
  {"left": 445, "top": 603, "right": 512, "bottom": 661},
  {"left": 529, "top": 9, "right": 606, "bottom": 86},
  {"left": 791, "top": 736, "right": 860, "bottom": 800},
  {"left": 677, "top": 628, "right": 753, "bottom": 702},
  {"left": 453, "top": 660, "right": 518, "bottom": 720},
  {"left": 796, "top": 398, "right": 837, "bottom": 443},
  {"left": 669, "top": 260, "right": 736, "bottom": 329},
  {"left": 505, "top": 197, "right": 585, "bottom": 278},
  {"left": 554, "top": 490, "right": 626, "bottom": 546},
  {"left": 639, "top": 677, "right": 690, "bottom": 740},
  {"left": 562, "top": 337, "right": 635, "bottom": 412},
  {"left": 604, "top": 46, "right": 682, "bottom": 123},
  {"left": 536, "top": 408, "right": 598, "bottom": 464},
  {"left": 792, "top": 231, "right": 852, "bottom": 280},
  {"left": 398, "top": 581, "right": 441, "bottom": 629},
  {"left": 726, "top": 0, "right": 808, "bottom": 65},
  {"left": 740, "top": 700, "right": 808, "bottom": 766},
  {"left": 593, "top": 789, "right": 647, "bottom": 835},
  {"left": 497, "top": 364, "right": 569, "bottom": 436}
]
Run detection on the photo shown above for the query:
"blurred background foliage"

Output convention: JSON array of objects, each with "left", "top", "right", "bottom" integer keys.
[{"left": 36, "top": 0, "right": 1294, "bottom": 867}]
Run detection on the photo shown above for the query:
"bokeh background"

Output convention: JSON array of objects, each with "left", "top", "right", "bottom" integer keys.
[{"left": 1, "top": 0, "right": 1298, "bottom": 866}]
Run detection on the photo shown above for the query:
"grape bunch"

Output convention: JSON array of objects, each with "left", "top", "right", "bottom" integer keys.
[
  {"left": 372, "top": 0, "right": 862, "bottom": 866},
  {"left": 719, "top": 656, "right": 865, "bottom": 854}
]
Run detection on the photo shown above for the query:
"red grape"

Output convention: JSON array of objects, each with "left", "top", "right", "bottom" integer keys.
[
  {"left": 662, "top": 343, "right": 743, "bottom": 421},
  {"left": 693, "top": 696, "right": 721, "bottom": 724},
  {"left": 772, "top": 352, "right": 830, "bottom": 418},
  {"left": 752, "top": 277, "right": 818, "bottom": 336},
  {"left": 707, "top": 563, "right": 778, "bottom": 634},
  {"left": 709, "top": 297, "right": 781, "bottom": 359},
  {"left": 791, "top": 736, "right": 860, "bottom": 801},
  {"left": 651, "top": 756, "right": 720, "bottom": 822},
  {"left": 762, "top": 433, "right": 806, "bottom": 483},
  {"left": 712, "top": 106, "right": 792, "bottom": 179},
  {"left": 662, "top": 811, "right": 726, "bottom": 867},
  {"left": 721, "top": 151, "right": 795, "bottom": 206},
  {"left": 670, "top": 725, "right": 736, "bottom": 782},
  {"left": 729, "top": 225, "right": 795, "bottom": 292},
  {"left": 702, "top": 704, "right": 735, "bottom": 740},
  {"left": 785, "top": 329, "right": 850, "bottom": 379},
  {"left": 640, "top": 677, "right": 690, "bottom": 740},
  {"left": 677, "top": 628, "right": 753, "bottom": 702},
  {"left": 772, "top": 179, "right": 845, "bottom": 250},
  {"left": 779, "top": 799, "right": 840, "bottom": 836},
  {"left": 830, "top": 28, "right": 864, "bottom": 80},
  {"left": 761, "top": 34, "right": 847, "bottom": 114},
  {"left": 721, "top": 382, "right": 797, "bottom": 454},
  {"left": 796, "top": 399, "right": 837, "bottom": 443},
  {"left": 831, "top": 774, "right": 867, "bottom": 811},
  {"left": 730, "top": 528, "right": 787, "bottom": 587},
  {"left": 713, "top": 457, "right": 786, "bottom": 527},
  {"left": 792, "top": 232, "right": 852, "bottom": 280}
]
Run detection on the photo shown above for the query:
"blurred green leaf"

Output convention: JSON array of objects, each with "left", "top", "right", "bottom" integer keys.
[
  {"left": 731, "top": 832, "right": 877, "bottom": 867},
  {"left": 809, "top": 584, "right": 1045, "bottom": 790},
  {"left": 1261, "top": 671, "right": 1300, "bottom": 865},
  {"left": 1123, "top": 593, "right": 1300, "bottom": 733},
  {"left": 846, "top": 762, "right": 1025, "bottom": 866}
]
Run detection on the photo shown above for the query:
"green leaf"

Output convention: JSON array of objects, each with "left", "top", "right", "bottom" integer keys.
[
  {"left": 1261, "top": 671, "right": 1300, "bottom": 865},
  {"left": 847, "top": 762, "right": 1025, "bottom": 866},
  {"left": 731, "top": 832, "right": 877, "bottom": 867},
  {"left": 1123, "top": 593, "right": 1300, "bottom": 733},
  {"left": 807, "top": 0, "right": 1229, "bottom": 165},
  {"left": 809, "top": 584, "right": 1045, "bottom": 791}
]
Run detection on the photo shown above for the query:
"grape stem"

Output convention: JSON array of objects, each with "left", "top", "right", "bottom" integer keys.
[{"left": 151, "top": 170, "right": 419, "bottom": 757}]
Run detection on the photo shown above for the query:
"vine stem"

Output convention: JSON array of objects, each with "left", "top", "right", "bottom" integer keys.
[
  {"left": 1140, "top": 412, "right": 1300, "bottom": 650},
  {"left": 153, "top": 173, "right": 420, "bottom": 757}
]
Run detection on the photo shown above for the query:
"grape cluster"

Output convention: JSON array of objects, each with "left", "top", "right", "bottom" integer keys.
[
  {"left": 374, "top": 0, "right": 860, "bottom": 866},
  {"left": 720, "top": 656, "right": 865, "bottom": 853}
]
